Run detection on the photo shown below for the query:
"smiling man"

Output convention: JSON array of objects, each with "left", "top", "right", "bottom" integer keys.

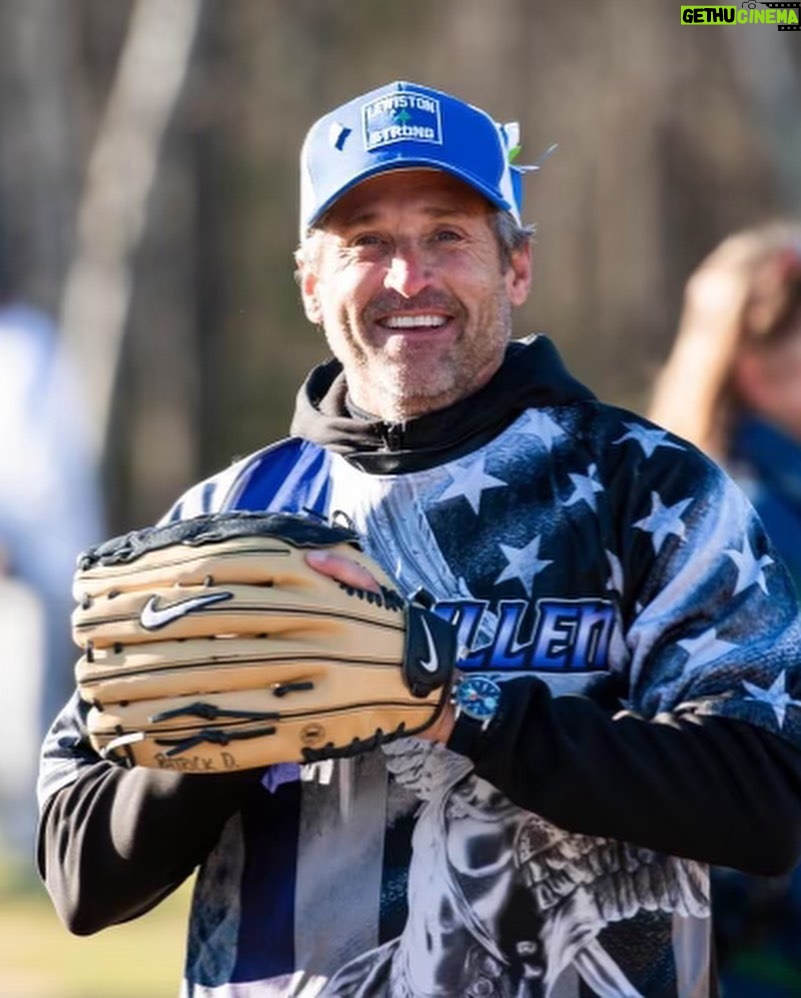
[
  {"left": 297, "top": 169, "right": 530, "bottom": 420},
  {"left": 37, "top": 81, "right": 801, "bottom": 997}
]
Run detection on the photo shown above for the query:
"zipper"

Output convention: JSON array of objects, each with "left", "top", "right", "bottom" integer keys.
[{"left": 378, "top": 421, "right": 405, "bottom": 450}]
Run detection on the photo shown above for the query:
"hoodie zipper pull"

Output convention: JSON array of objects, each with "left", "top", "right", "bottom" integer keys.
[{"left": 378, "top": 422, "right": 404, "bottom": 451}]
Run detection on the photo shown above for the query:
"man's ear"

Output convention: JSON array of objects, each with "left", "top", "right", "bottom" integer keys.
[
  {"left": 295, "top": 248, "right": 323, "bottom": 324},
  {"left": 506, "top": 241, "right": 533, "bottom": 307}
]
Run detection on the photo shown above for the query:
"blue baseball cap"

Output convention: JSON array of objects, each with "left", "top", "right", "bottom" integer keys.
[{"left": 299, "top": 81, "right": 528, "bottom": 236}]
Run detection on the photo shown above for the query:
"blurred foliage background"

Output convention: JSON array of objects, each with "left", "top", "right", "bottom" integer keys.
[
  {"left": 1, "top": 0, "right": 800, "bottom": 534},
  {"left": 0, "top": 3, "right": 800, "bottom": 992}
]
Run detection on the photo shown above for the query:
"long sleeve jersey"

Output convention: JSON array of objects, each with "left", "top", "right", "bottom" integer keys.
[{"left": 38, "top": 336, "right": 801, "bottom": 997}]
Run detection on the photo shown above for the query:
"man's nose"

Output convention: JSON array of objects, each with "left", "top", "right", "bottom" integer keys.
[{"left": 384, "top": 245, "right": 432, "bottom": 298}]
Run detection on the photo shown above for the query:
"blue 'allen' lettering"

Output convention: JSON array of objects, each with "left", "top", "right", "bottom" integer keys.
[
  {"left": 434, "top": 597, "right": 616, "bottom": 673},
  {"left": 532, "top": 600, "right": 615, "bottom": 670}
]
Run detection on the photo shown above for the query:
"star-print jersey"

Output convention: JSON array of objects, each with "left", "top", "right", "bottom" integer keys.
[{"left": 38, "top": 338, "right": 801, "bottom": 997}]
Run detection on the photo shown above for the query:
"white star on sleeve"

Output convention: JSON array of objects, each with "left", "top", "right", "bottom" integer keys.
[
  {"left": 724, "top": 536, "right": 774, "bottom": 595},
  {"left": 742, "top": 671, "right": 801, "bottom": 728},
  {"left": 613, "top": 422, "right": 684, "bottom": 458},
  {"left": 633, "top": 492, "right": 692, "bottom": 553},
  {"left": 438, "top": 454, "right": 507, "bottom": 515},
  {"left": 517, "top": 410, "right": 566, "bottom": 450},
  {"left": 678, "top": 629, "right": 738, "bottom": 669},
  {"left": 495, "top": 535, "right": 553, "bottom": 596},
  {"left": 565, "top": 463, "right": 605, "bottom": 512}
]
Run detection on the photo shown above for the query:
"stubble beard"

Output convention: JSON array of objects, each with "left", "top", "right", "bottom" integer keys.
[{"left": 331, "top": 288, "right": 513, "bottom": 422}]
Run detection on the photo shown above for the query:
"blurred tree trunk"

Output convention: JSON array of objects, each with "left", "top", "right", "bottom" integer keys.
[{"left": 59, "top": 0, "right": 204, "bottom": 473}]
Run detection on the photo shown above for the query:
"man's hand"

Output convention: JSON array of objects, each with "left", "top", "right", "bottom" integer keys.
[{"left": 304, "top": 549, "right": 384, "bottom": 594}]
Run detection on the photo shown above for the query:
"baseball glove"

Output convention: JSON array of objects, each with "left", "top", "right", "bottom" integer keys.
[{"left": 72, "top": 511, "right": 456, "bottom": 773}]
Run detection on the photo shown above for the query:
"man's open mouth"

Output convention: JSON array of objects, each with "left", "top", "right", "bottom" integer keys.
[{"left": 380, "top": 314, "right": 449, "bottom": 329}]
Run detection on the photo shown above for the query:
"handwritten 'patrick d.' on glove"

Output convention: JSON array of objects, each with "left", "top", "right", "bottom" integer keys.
[{"left": 71, "top": 511, "right": 455, "bottom": 772}]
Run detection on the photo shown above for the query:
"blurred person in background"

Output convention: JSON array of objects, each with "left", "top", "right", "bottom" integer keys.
[
  {"left": 0, "top": 235, "right": 103, "bottom": 877},
  {"left": 650, "top": 221, "right": 801, "bottom": 995},
  {"left": 650, "top": 222, "right": 801, "bottom": 588}
]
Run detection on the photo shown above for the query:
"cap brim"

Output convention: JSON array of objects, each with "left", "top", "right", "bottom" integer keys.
[{"left": 305, "top": 158, "right": 519, "bottom": 231}]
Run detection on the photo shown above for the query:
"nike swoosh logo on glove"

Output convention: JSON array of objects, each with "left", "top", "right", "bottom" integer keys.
[
  {"left": 419, "top": 616, "right": 440, "bottom": 674},
  {"left": 139, "top": 591, "right": 233, "bottom": 631}
]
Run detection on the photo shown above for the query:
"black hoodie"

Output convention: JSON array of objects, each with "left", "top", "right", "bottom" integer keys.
[{"left": 290, "top": 335, "right": 595, "bottom": 473}]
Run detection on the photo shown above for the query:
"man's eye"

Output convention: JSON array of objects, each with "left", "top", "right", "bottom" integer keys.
[
  {"left": 351, "top": 234, "right": 384, "bottom": 248},
  {"left": 433, "top": 229, "right": 462, "bottom": 243}
]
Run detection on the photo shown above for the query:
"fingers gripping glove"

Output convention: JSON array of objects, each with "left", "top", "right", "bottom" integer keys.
[{"left": 72, "top": 512, "right": 456, "bottom": 773}]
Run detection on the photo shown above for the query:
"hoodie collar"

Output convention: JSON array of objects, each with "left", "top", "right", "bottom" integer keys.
[{"left": 289, "top": 335, "right": 595, "bottom": 474}]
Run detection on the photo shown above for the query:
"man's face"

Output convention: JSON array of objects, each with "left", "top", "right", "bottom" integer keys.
[{"left": 298, "top": 170, "right": 532, "bottom": 420}]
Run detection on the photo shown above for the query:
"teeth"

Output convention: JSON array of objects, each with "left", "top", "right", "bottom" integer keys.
[{"left": 383, "top": 314, "right": 447, "bottom": 329}]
